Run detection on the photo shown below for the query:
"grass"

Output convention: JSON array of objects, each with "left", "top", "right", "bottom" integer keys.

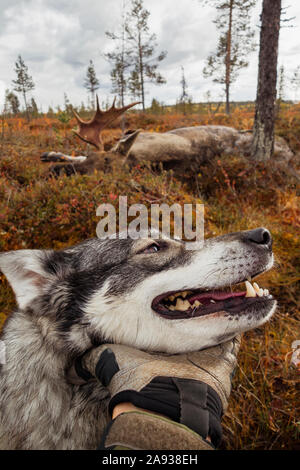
[{"left": 0, "top": 106, "right": 299, "bottom": 449}]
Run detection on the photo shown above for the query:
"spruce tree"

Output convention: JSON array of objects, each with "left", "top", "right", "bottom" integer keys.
[
  {"left": 84, "top": 60, "right": 100, "bottom": 110},
  {"left": 63, "top": 92, "right": 73, "bottom": 115},
  {"left": 290, "top": 65, "right": 300, "bottom": 102},
  {"left": 12, "top": 55, "right": 35, "bottom": 120},
  {"left": 178, "top": 66, "right": 192, "bottom": 115},
  {"left": 276, "top": 65, "right": 285, "bottom": 116},
  {"left": 5, "top": 90, "right": 20, "bottom": 115},
  {"left": 29, "top": 97, "right": 39, "bottom": 118}
]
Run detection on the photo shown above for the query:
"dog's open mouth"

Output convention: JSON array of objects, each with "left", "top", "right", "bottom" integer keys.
[{"left": 152, "top": 280, "right": 274, "bottom": 319}]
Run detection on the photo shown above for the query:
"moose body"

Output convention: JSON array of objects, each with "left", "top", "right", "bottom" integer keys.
[{"left": 41, "top": 98, "right": 294, "bottom": 176}]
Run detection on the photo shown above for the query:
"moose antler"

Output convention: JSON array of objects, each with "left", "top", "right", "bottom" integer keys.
[{"left": 72, "top": 96, "right": 140, "bottom": 150}]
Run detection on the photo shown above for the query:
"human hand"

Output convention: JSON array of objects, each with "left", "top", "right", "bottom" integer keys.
[{"left": 68, "top": 337, "right": 240, "bottom": 449}]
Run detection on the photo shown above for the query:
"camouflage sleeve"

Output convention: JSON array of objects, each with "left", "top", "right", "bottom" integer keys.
[{"left": 99, "top": 410, "right": 214, "bottom": 451}]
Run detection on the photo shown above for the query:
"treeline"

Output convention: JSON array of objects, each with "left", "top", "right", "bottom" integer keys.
[
  {"left": 3, "top": 0, "right": 300, "bottom": 118},
  {"left": 1, "top": 0, "right": 300, "bottom": 160}
]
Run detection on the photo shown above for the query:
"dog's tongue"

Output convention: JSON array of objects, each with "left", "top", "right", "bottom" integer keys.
[{"left": 189, "top": 290, "right": 246, "bottom": 303}]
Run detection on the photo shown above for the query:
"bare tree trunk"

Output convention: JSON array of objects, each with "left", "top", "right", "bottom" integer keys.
[
  {"left": 138, "top": 32, "right": 145, "bottom": 111},
  {"left": 225, "top": 0, "right": 233, "bottom": 115},
  {"left": 23, "top": 90, "right": 30, "bottom": 122},
  {"left": 1, "top": 111, "right": 6, "bottom": 153},
  {"left": 121, "top": 0, "right": 126, "bottom": 108},
  {"left": 251, "top": 0, "right": 281, "bottom": 161},
  {"left": 225, "top": 82, "right": 230, "bottom": 115},
  {"left": 120, "top": 61, "right": 125, "bottom": 108}
]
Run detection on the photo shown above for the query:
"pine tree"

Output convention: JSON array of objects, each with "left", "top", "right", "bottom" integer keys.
[
  {"left": 84, "top": 60, "right": 100, "bottom": 109},
  {"left": 105, "top": 0, "right": 132, "bottom": 107},
  {"left": 126, "top": 0, "right": 167, "bottom": 110},
  {"left": 12, "top": 55, "right": 35, "bottom": 120},
  {"left": 201, "top": 0, "right": 256, "bottom": 115},
  {"left": 251, "top": 0, "right": 281, "bottom": 161}
]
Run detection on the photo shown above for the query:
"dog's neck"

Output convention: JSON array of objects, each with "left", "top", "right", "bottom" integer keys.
[
  {"left": 0, "top": 310, "right": 108, "bottom": 449},
  {"left": 0, "top": 309, "right": 68, "bottom": 378}
]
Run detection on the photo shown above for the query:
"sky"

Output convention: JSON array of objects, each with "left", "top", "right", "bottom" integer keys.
[{"left": 0, "top": 0, "right": 299, "bottom": 111}]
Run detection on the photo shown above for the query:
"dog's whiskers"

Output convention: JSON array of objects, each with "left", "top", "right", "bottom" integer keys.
[
  {"left": 191, "top": 307, "right": 197, "bottom": 318},
  {"left": 201, "top": 267, "right": 222, "bottom": 284}
]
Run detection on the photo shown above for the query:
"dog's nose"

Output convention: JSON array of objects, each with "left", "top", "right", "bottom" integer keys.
[{"left": 244, "top": 228, "right": 272, "bottom": 249}]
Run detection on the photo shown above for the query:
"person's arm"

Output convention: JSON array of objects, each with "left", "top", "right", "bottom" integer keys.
[{"left": 68, "top": 338, "right": 240, "bottom": 450}]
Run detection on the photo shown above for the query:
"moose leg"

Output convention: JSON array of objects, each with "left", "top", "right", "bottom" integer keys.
[{"left": 41, "top": 152, "right": 87, "bottom": 163}]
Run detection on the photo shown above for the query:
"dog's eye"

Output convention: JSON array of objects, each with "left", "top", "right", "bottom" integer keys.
[{"left": 142, "top": 243, "right": 160, "bottom": 254}]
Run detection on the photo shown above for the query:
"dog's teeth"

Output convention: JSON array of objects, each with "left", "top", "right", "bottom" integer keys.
[
  {"left": 169, "top": 295, "right": 175, "bottom": 301},
  {"left": 175, "top": 298, "right": 191, "bottom": 311},
  {"left": 253, "top": 282, "right": 260, "bottom": 294},
  {"left": 194, "top": 300, "right": 202, "bottom": 307},
  {"left": 210, "top": 299, "right": 216, "bottom": 303},
  {"left": 247, "top": 276, "right": 252, "bottom": 282},
  {"left": 169, "top": 305, "right": 175, "bottom": 311},
  {"left": 181, "top": 291, "right": 188, "bottom": 298},
  {"left": 175, "top": 298, "right": 184, "bottom": 310},
  {"left": 253, "top": 282, "right": 264, "bottom": 297},
  {"left": 182, "top": 300, "right": 191, "bottom": 310},
  {"left": 253, "top": 282, "right": 269, "bottom": 297},
  {"left": 245, "top": 281, "right": 256, "bottom": 298}
]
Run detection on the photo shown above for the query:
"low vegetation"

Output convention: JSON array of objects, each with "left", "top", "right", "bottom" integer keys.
[{"left": 0, "top": 105, "right": 299, "bottom": 449}]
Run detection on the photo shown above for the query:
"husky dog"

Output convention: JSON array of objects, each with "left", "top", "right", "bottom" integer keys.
[{"left": 0, "top": 228, "right": 276, "bottom": 449}]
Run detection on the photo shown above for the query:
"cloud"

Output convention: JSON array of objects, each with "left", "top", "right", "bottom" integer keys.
[{"left": 0, "top": 0, "right": 300, "bottom": 110}]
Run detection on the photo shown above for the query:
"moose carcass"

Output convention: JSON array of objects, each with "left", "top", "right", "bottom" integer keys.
[{"left": 41, "top": 97, "right": 294, "bottom": 176}]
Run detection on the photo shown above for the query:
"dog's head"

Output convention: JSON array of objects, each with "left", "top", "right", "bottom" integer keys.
[{"left": 0, "top": 228, "right": 276, "bottom": 354}]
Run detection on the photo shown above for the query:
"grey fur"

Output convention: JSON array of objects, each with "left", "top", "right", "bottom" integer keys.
[{"left": 0, "top": 229, "right": 276, "bottom": 449}]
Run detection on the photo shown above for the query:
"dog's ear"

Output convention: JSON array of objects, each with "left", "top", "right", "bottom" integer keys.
[{"left": 0, "top": 250, "right": 50, "bottom": 309}]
